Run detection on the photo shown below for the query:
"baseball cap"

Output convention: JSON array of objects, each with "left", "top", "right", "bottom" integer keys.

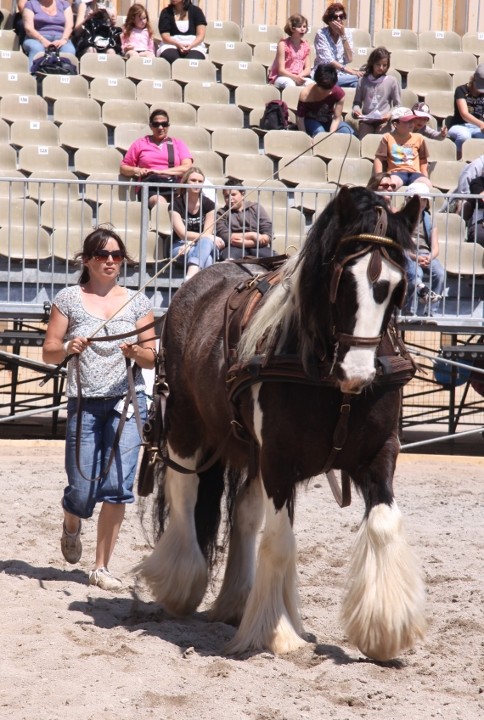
[
  {"left": 391, "top": 106, "right": 419, "bottom": 122},
  {"left": 412, "top": 102, "right": 431, "bottom": 120},
  {"left": 404, "top": 182, "right": 431, "bottom": 198},
  {"left": 473, "top": 64, "right": 484, "bottom": 93}
]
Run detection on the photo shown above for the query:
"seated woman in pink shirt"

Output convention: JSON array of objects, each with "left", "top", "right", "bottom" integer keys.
[
  {"left": 120, "top": 3, "right": 155, "bottom": 58},
  {"left": 268, "top": 13, "right": 312, "bottom": 90},
  {"left": 120, "top": 108, "right": 193, "bottom": 208}
]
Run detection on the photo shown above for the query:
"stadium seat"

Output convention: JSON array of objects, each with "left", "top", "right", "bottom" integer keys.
[
  {"left": 26, "top": 170, "right": 80, "bottom": 202},
  {"left": 184, "top": 80, "right": 230, "bottom": 108},
  {"left": 424, "top": 90, "right": 454, "bottom": 120},
  {"left": 225, "top": 153, "right": 274, "bottom": 182},
  {"left": 0, "top": 29, "right": 19, "bottom": 51},
  {"left": 0, "top": 70, "right": 36, "bottom": 97},
  {"left": 406, "top": 68, "right": 453, "bottom": 98},
  {"left": 170, "top": 57, "right": 217, "bottom": 85},
  {"left": 124, "top": 55, "right": 171, "bottom": 82},
  {"left": 252, "top": 42, "right": 278, "bottom": 69},
  {"left": 263, "top": 129, "right": 312, "bottom": 161},
  {"left": 197, "top": 103, "right": 244, "bottom": 131},
  {"left": 327, "top": 157, "right": 373, "bottom": 185},
  {"left": 433, "top": 51, "right": 477, "bottom": 74},
  {"left": 461, "top": 32, "right": 484, "bottom": 57},
  {"left": 242, "top": 24, "right": 283, "bottom": 47},
  {"left": 312, "top": 132, "right": 360, "bottom": 162},
  {"left": 374, "top": 29, "right": 418, "bottom": 50},
  {"left": 59, "top": 120, "right": 108, "bottom": 151},
  {"left": 461, "top": 138, "right": 484, "bottom": 162},
  {"left": 0, "top": 49, "right": 29, "bottom": 73},
  {"left": 53, "top": 96, "right": 101, "bottom": 123},
  {"left": 429, "top": 160, "right": 464, "bottom": 191},
  {"left": 389, "top": 49, "right": 433, "bottom": 75},
  {"left": 10, "top": 119, "right": 59, "bottom": 149},
  {"left": 204, "top": 20, "right": 241, "bottom": 46},
  {"left": 89, "top": 76, "right": 137, "bottom": 103},
  {"left": 234, "top": 83, "right": 279, "bottom": 112},
  {"left": 74, "top": 147, "right": 123, "bottom": 177},
  {"left": 167, "top": 124, "right": 211, "bottom": 152},
  {"left": 211, "top": 127, "right": 259, "bottom": 158},
  {"left": 102, "top": 99, "right": 149, "bottom": 128},
  {"left": 146, "top": 100, "right": 196, "bottom": 126},
  {"left": 206, "top": 40, "right": 252, "bottom": 67},
  {"left": 41, "top": 199, "right": 94, "bottom": 259},
  {"left": 135, "top": 78, "right": 183, "bottom": 104},
  {"left": 277, "top": 155, "right": 327, "bottom": 187},
  {"left": 0, "top": 93, "right": 47, "bottom": 122},
  {"left": 418, "top": 31, "right": 461, "bottom": 54},
  {"left": 113, "top": 122, "right": 150, "bottom": 152},
  {"left": 41, "top": 74, "right": 90, "bottom": 103},
  {"left": 221, "top": 60, "right": 267, "bottom": 89},
  {"left": 79, "top": 53, "right": 126, "bottom": 80},
  {"left": 18, "top": 145, "right": 69, "bottom": 175}
]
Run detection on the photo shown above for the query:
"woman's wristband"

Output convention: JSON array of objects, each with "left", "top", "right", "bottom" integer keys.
[{"left": 63, "top": 341, "right": 70, "bottom": 355}]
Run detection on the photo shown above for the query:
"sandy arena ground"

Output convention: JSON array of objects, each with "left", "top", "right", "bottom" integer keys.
[{"left": 0, "top": 440, "right": 482, "bottom": 720}]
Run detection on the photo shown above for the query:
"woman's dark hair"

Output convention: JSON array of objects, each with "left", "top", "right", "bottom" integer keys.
[
  {"left": 314, "top": 63, "right": 338, "bottom": 89},
  {"left": 322, "top": 2, "right": 347, "bottom": 24},
  {"left": 75, "top": 226, "right": 131, "bottom": 284},
  {"left": 366, "top": 172, "right": 393, "bottom": 192},
  {"left": 166, "top": 0, "right": 191, "bottom": 17},
  {"left": 149, "top": 108, "right": 170, "bottom": 124},
  {"left": 364, "top": 46, "right": 391, "bottom": 76},
  {"left": 284, "top": 13, "right": 308, "bottom": 35}
]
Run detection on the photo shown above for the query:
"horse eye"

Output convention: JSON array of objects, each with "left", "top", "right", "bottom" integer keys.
[{"left": 373, "top": 279, "right": 390, "bottom": 304}]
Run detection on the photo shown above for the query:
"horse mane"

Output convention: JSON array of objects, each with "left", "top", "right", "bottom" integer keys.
[{"left": 238, "top": 186, "right": 419, "bottom": 369}]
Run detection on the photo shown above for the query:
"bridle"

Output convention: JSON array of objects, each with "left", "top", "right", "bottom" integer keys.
[{"left": 328, "top": 209, "right": 407, "bottom": 353}]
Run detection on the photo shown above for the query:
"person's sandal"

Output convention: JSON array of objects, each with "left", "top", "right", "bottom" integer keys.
[
  {"left": 88, "top": 567, "right": 123, "bottom": 592},
  {"left": 61, "top": 521, "right": 82, "bottom": 564}
]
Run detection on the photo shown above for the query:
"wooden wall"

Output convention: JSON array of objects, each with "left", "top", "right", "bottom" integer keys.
[{"left": 137, "top": 0, "right": 484, "bottom": 37}]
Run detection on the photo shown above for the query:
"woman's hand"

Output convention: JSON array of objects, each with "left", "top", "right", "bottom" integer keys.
[{"left": 65, "top": 336, "right": 90, "bottom": 355}]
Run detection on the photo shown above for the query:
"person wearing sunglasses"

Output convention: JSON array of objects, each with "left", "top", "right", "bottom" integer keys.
[
  {"left": 42, "top": 227, "right": 156, "bottom": 592},
  {"left": 313, "top": 2, "right": 362, "bottom": 88},
  {"left": 367, "top": 171, "right": 397, "bottom": 210},
  {"left": 120, "top": 108, "right": 193, "bottom": 209}
]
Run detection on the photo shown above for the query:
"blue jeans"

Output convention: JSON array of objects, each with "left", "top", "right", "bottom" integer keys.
[
  {"left": 63, "top": 394, "right": 147, "bottom": 519},
  {"left": 393, "top": 171, "right": 427, "bottom": 186},
  {"left": 304, "top": 118, "right": 355, "bottom": 137},
  {"left": 337, "top": 71, "right": 359, "bottom": 88},
  {"left": 448, "top": 122, "right": 484, "bottom": 153},
  {"left": 405, "top": 253, "right": 445, "bottom": 313},
  {"left": 23, "top": 34, "right": 77, "bottom": 69},
  {"left": 171, "top": 236, "right": 217, "bottom": 269}
]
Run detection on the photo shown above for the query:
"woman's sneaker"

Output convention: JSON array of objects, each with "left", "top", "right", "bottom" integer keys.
[
  {"left": 61, "top": 521, "right": 82, "bottom": 564},
  {"left": 417, "top": 285, "right": 441, "bottom": 305},
  {"left": 88, "top": 567, "right": 123, "bottom": 592}
]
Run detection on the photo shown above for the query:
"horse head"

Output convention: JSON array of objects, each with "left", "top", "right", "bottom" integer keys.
[{"left": 297, "top": 186, "right": 420, "bottom": 394}]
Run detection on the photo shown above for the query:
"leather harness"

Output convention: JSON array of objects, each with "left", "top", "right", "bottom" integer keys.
[{"left": 141, "top": 234, "right": 416, "bottom": 507}]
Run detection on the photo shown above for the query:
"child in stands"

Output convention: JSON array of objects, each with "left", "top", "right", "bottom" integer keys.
[
  {"left": 374, "top": 106, "right": 432, "bottom": 190},
  {"left": 412, "top": 102, "right": 448, "bottom": 140},
  {"left": 351, "top": 46, "right": 401, "bottom": 139},
  {"left": 268, "top": 13, "right": 312, "bottom": 90},
  {"left": 121, "top": 3, "right": 155, "bottom": 58}
]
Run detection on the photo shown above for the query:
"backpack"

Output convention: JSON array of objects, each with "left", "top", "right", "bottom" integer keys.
[
  {"left": 76, "top": 9, "right": 122, "bottom": 56},
  {"left": 260, "top": 100, "right": 289, "bottom": 131},
  {"left": 31, "top": 45, "right": 78, "bottom": 76}
]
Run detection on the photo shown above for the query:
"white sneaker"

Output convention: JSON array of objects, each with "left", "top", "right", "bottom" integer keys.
[
  {"left": 88, "top": 567, "right": 123, "bottom": 592},
  {"left": 61, "top": 521, "right": 82, "bottom": 564}
]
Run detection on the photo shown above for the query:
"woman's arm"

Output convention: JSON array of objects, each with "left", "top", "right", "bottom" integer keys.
[
  {"left": 22, "top": 7, "right": 49, "bottom": 45},
  {"left": 188, "top": 22, "right": 206, "bottom": 50},
  {"left": 170, "top": 208, "right": 192, "bottom": 241},
  {"left": 329, "top": 98, "right": 344, "bottom": 132},
  {"left": 429, "top": 226, "right": 439, "bottom": 259},
  {"left": 73, "top": 1, "right": 86, "bottom": 34},
  {"left": 59, "top": 4, "right": 74, "bottom": 46},
  {"left": 120, "top": 310, "right": 156, "bottom": 369},
  {"left": 161, "top": 157, "right": 193, "bottom": 177},
  {"left": 42, "top": 305, "right": 90, "bottom": 364}
]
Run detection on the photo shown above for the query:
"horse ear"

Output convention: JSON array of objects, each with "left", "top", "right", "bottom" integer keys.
[
  {"left": 334, "top": 185, "right": 358, "bottom": 222},
  {"left": 397, "top": 194, "right": 421, "bottom": 232}
]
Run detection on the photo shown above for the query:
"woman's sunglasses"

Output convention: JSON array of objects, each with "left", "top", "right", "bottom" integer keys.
[
  {"left": 378, "top": 183, "right": 397, "bottom": 190},
  {"left": 332, "top": 13, "right": 345, "bottom": 20},
  {"left": 92, "top": 250, "right": 125, "bottom": 263},
  {"left": 151, "top": 121, "right": 169, "bottom": 128}
]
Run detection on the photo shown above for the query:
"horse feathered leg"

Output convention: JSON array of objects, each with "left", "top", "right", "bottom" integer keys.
[
  {"left": 138, "top": 446, "right": 207, "bottom": 616},
  {"left": 209, "top": 475, "right": 264, "bottom": 625},
  {"left": 225, "top": 491, "right": 306, "bottom": 656},
  {"left": 341, "top": 437, "right": 426, "bottom": 661}
]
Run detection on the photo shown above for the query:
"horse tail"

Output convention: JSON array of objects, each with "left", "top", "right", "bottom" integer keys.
[{"left": 195, "top": 463, "right": 245, "bottom": 573}]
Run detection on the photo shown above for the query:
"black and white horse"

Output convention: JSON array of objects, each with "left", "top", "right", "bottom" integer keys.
[{"left": 138, "top": 186, "right": 426, "bottom": 661}]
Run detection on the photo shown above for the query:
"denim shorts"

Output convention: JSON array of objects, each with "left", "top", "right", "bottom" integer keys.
[
  {"left": 393, "top": 171, "right": 426, "bottom": 185},
  {"left": 63, "top": 394, "right": 147, "bottom": 519}
]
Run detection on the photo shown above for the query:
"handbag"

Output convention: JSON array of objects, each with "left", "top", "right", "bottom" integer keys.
[
  {"left": 136, "top": 139, "right": 178, "bottom": 200},
  {"left": 31, "top": 45, "right": 78, "bottom": 76}
]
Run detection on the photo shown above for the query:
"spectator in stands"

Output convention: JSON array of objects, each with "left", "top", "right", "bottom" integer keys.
[
  {"left": 412, "top": 101, "right": 448, "bottom": 140},
  {"left": 120, "top": 3, "right": 155, "bottom": 58},
  {"left": 351, "top": 46, "right": 400, "bottom": 140},
  {"left": 216, "top": 177, "right": 274, "bottom": 260},
  {"left": 120, "top": 108, "right": 193, "bottom": 209},
  {"left": 42, "top": 227, "right": 155, "bottom": 592},
  {"left": 367, "top": 171, "right": 397, "bottom": 210},
  {"left": 444, "top": 154, "right": 484, "bottom": 216},
  {"left": 75, "top": 5, "right": 121, "bottom": 57},
  {"left": 313, "top": 2, "right": 362, "bottom": 88},
  {"left": 22, "top": 0, "right": 77, "bottom": 68},
  {"left": 169, "top": 166, "right": 224, "bottom": 279},
  {"left": 13, "top": 0, "right": 27, "bottom": 45},
  {"left": 403, "top": 182, "right": 444, "bottom": 315},
  {"left": 268, "top": 13, "right": 312, "bottom": 90},
  {"left": 157, "top": 0, "right": 207, "bottom": 63},
  {"left": 467, "top": 172, "right": 484, "bottom": 247},
  {"left": 447, "top": 65, "right": 484, "bottom": 158},
  {"left": 374, "top": 106, "right": 432, "bottom": 190},
  {"left": 296, "top": 64, "right": 355, "bottom": 137}
]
